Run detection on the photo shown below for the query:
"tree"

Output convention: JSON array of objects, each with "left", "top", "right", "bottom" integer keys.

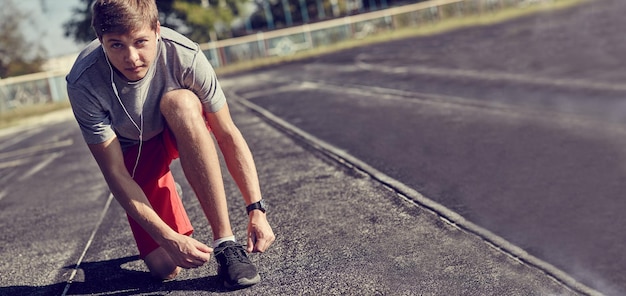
[
  {"left": 245, "top": 0, "right": 419, "bottom": 32},
  {"left": 0, "top": 0, "right": 46, "bottom": 78},
  {"left": 63, "top": 0, "right": 248, "bottom": 44},
  {"left": 171, "top": 0, "right": 249, "bottom": 42},
  {"left": 245, "top": 0, "right": 357, "bottom": 31}
]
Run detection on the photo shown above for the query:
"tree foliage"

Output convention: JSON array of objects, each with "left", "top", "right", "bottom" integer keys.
[
  {"left": 247, "top": 0, "right": 334, "bottom": 30},
  {"left": 242, "top": 0, "right": 419, "bottom": 34},
  {"left": 63, "top": 0, "right": 420, "bottom": 44},
  {"left": 171, "top": 0, "right": 248, "bottom": 42},
  {"left": 63, "top": 0, "right": 248, "bottom": 44},
  {"left": 0, "top": 0, "right": 46, "bottom": 78}
]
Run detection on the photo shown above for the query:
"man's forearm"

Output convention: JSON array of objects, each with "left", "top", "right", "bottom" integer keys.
[
  {"left": 105, "top": 172, "right": 177, "bottom": 245},
  {"left": 89, "top": 138, "right": 176, "bottom": 245},
  {"left": 216, "top": 129, "right": 263, "bottom": 205}
]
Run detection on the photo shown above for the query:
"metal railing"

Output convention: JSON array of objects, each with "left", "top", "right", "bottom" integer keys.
[
  {"left": 0, "top": 0, "right": 545, "bottom": 114},
  {"left": 0, "top": 70, "right": 69, "bottom": 113}
]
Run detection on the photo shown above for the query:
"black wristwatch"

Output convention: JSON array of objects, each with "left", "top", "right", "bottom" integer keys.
[{"left": 246, "top": 199, "right": 267, "bottom": 215}]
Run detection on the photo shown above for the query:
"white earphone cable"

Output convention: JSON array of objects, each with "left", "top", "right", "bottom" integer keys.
[{"left": 104, "top": 49, "right": 144, "bottom": 178}]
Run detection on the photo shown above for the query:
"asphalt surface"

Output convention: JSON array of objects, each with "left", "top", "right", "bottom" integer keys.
[
  {"left": 0, "top": 105, "right": 583, "bottom": 295},
  {"left": 0, "top": 0, "right": 620, "bottom": 295},
  {"left": 223, "top": 0, "right": 626, "bottom": 294}
]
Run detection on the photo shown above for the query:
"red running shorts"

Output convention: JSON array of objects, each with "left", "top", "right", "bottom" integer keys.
[{"left": 123, "top": 127, "right": 194, "bottom": 259}]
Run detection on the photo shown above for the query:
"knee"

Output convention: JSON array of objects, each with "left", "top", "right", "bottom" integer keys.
[
  {"left": 144, "top": 248, "right": 181, "bottom": 281},
  {"left": 160, "top": 89, "right": 203, "bottom": 121},
  {"left": 151, "top": 266, "right": 181, "bottom": 281}
]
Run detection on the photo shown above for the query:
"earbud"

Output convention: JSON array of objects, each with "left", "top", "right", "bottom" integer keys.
[{"left": 156, "top": 34, "right": 159, "bottom": 46}]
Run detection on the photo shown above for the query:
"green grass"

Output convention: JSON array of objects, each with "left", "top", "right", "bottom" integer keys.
[{"left": 0, "top": 0, "right": 590, "bottom": 129}]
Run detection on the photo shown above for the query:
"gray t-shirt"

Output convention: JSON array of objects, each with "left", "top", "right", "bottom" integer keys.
[{"left": 66, "top": 27, "right": 226, "bottom": 150}]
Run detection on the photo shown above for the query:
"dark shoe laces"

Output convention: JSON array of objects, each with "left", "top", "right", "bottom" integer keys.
[{"left": 214, "top": 243, "right": 249, "bottom": 265}]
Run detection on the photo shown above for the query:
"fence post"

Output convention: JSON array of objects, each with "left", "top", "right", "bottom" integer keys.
[
  {"left": 257, "top": 31, "right": 268, "bottom": 57},
  {"left": 47, "top": 75, "right": 58, "bottom": 102},
  {"left": 0, "top": 80, "right": 7, "bottom": 114},
  {"left": 303, "top": 24, "right": 314, "bottom": 49}
]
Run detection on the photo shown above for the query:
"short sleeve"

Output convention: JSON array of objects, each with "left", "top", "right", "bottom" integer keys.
[
  {"left": 184, "top": 50, "right": 226, "bottom": 113},
  {"left": 67, "top": 84, "right": 116, "bottom": 145}
]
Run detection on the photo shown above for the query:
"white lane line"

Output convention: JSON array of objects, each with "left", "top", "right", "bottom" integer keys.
[
  {"left": 232, "top": 92, "right": 603, "bottom": 296},
  {"left": 355, "top": 53, "right": 626, "bottom": 92},
  {"left": 0, "top": 158, "right": 31, "bottom": 169},
  {"left": 18, "top": 152, "right": 64, "bottom": 181},
  {"left": 0, "top": 138, "right": 73, "bottom": 160},
  {"left": 0, "top": 190, "right": 6, "bottom": 201},
  {"left": 246, "top": 79, "right": 626, "bottom": 135},
  {"left": 0, "top": 128, "right": 40, "bottom": 150},
  {"left": 62, "top": 193, "right": 114, "bottom": 296},
  {"left": 237, "top": 83, "right": 304, "bottom": 100}
]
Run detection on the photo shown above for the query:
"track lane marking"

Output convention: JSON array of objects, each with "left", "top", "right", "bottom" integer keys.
[
  {"left": 0, "top": 128, "right": 41, "bottom": 150},
  {"left": 0, "top": 158, "right": 31, "bottom": 169},
  {"left": 355, "top": 53, "right": 626, "bottom": 92},
  {"left": 0, "top": 138, "right": 73, "bottom": 160},
  {"left": 18, "top": 152, "right": 64, "bottom": 181},
  {"left": 240, "top": 79, "right": 626, "bottom": 136},
  {"left": 62, "top": 193, "right": 115, "bottom": 296}
]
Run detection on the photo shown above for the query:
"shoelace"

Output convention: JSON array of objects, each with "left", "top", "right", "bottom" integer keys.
[{"left": 214, "top": 244, "right": 248, "bottom": 264}]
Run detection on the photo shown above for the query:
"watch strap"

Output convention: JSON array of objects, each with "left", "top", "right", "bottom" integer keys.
[{"left": 246, "top": 200, "right": 266, "bottom": 214}]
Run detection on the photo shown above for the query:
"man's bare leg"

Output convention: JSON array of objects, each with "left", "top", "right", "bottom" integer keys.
[
  {"left": 159, "top": 89, "right": 234, "bottom": 241},
  {"left": 159, "top": 90, "right": 260, "bottom": 289}
]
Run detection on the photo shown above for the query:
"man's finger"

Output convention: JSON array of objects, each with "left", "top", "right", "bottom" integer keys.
[
  {"left": 247, "top": 231, "right": 256, "bottom": 253},
  {"left": 190, "top": 251, "right": 211, "bottom": 266},
  {"left": 256, "top": 234, "right": 275, "bottom": 253},
  {"left": 256, "top": 237, "right": 271, "bottom": 253},
  {"left": 254, "top": 240, "right": 265, "bottom": 253},
  {"left": 193, "top": 241, "right": 213, "bottom": 260},
  {"left": 251, "top": 235, "right": 271, "bottom": 253}
]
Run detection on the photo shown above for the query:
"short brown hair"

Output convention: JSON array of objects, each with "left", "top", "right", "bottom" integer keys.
[{"left": 91, "top": 0, "right": 159, "bottom": 39}]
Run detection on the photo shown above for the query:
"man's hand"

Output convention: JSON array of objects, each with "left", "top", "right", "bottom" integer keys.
[
  {"left": 247, "top": 211, "right": 275, "bottom": 253},
  {"left": 160, "top": 233, "right": 213, "bottom": 269}
]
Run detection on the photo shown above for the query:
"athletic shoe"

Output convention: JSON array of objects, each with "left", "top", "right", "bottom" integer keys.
[{"left": 213, "top": 241, "right": 261, "bottom": 289}]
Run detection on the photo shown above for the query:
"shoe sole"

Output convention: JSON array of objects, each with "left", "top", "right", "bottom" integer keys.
[{"left": 224, "top": 274, "right": 261, "bottom": 289}]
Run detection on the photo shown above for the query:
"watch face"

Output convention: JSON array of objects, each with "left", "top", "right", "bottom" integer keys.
[{"left": 259, "top": 200, "right": 267, "bottom": 210}]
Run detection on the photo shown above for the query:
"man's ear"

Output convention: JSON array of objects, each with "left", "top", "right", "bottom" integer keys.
[{"left": 155, "top": 21, "right": 161, "bottom": 44}]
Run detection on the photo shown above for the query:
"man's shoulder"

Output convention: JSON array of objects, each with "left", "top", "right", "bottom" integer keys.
[
  {"left": 161, "top": 27, "right": 199, "bottom": 53},
  {"left": 66, "top": 39, "right": 104, "bottom": 85}
]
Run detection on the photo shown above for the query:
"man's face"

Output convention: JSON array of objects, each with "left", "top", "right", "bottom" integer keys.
[{"left": 101, "top": 23, "right": 160, "bottom": 81}]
